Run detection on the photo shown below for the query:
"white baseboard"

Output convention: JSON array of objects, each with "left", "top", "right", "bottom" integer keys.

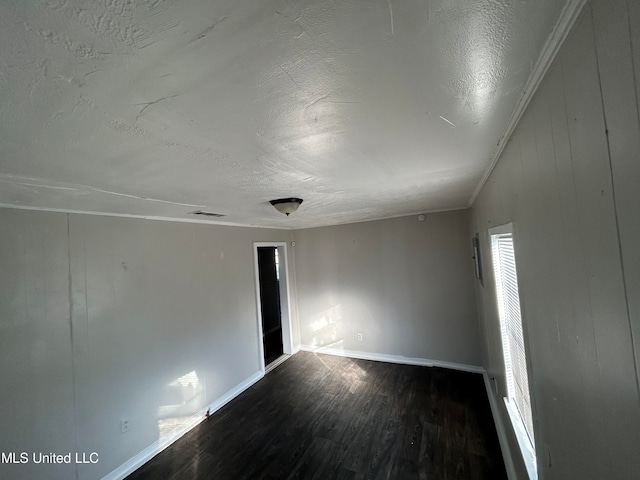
[
  {"left": 101, "top": 370, "right": 264, "bottom": 480},
  {"left": 482, "top": 372, "right": 518, "bottom": 480},
  {"left": 264, "top": 354, "right": 291, "bottom": 374},
  {"left": 298, "top": 344, "right": 484, "bottom": 374}
]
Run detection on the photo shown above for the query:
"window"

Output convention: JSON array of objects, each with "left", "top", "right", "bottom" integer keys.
[{"left": 490, "top": 224, "right": 536, "bottom": 477}]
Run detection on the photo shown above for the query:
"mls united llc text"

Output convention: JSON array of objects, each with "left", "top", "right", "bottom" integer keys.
[{"left": 1, "top": 452, "right": 99, "bottom": 464}]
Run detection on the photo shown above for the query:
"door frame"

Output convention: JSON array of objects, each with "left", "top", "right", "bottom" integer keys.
[{"left": 253, "top": 242, "right": 294, "bottom": 373}]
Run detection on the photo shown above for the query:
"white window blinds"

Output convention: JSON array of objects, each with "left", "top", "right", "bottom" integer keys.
[{"left": 491, "top": 232, "right": 535, "bottom": 446}]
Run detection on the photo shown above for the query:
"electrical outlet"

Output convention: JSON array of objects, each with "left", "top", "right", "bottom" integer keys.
[
  {"left": 121, "top": 418, "right": 130, "bottom": 434},
  {"left": 357, "top": 333, "right": 363, "bottom": 341}
]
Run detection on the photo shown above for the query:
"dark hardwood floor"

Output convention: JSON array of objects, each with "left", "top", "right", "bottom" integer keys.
[{"left": 127, "top": 351, "right": 506, "bottom": 479}]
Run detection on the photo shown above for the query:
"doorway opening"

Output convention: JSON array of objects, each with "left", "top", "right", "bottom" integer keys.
[{"left": 253, "top": 242, "right": 294, "bottom": 373}]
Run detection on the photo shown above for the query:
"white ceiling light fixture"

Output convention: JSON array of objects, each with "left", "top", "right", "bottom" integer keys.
[{"left": 270, "top": 198, "right": 303, "bottom": 216}]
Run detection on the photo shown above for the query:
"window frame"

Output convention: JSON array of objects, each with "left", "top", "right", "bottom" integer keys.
[{"left": 488, "top": 223, "right": 537, "bottom": 480}]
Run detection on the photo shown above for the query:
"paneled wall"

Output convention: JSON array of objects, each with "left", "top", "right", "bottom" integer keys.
[
  {"left": 470, "top": 1, "right": 640, "bottom": 478},
  {"left": 0, "top": 209, "right": 295, "bottom": 480}
]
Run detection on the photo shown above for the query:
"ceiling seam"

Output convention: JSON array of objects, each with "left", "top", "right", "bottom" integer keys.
[{"left": 0, "top": 204, "right": 294, "bottom": 230}]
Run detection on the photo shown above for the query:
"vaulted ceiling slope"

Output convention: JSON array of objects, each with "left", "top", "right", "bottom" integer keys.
[{"left": 0, "top": 0, "right": 571, "bottom": 228}]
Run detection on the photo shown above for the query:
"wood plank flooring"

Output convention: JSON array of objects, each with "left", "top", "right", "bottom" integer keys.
[{"left": 126, "top": 352, "right": 506, "bottom": 479}]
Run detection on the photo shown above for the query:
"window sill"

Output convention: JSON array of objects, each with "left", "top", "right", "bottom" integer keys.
[{"left": 503, "top": 397, "right": 537, "bottom": 480}]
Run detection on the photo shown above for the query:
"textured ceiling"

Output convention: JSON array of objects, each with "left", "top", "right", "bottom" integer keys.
[{"left": 0, "top": 0, "right": 569, "bottom": 228}]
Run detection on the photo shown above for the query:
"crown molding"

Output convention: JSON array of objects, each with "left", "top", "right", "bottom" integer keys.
[{"left": 468, "top": 0, "right": 589, "bottom": 207}]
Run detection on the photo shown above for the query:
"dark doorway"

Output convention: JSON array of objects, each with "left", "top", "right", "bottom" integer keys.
[{"left": 257, "top": 247, "right": 283, "bottom": 366}]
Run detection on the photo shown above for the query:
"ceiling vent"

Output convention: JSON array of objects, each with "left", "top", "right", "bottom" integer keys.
[{"left": 190, "top": 210, "right": 226, "bottom": 218}]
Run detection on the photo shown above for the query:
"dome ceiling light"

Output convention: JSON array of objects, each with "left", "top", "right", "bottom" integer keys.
[{"left": 270, "top": 198, "right": 303, "bottom": 216}]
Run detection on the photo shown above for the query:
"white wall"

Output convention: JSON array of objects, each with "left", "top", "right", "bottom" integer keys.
[
  {"left": 0, "top": 208, "right": 296, "bottom": 480},
  {"left": 0, "top": 211, "right": 77, "bottom": 480},
  {"left": 470, "top": 1, "right": 640, "bottom": 478},
  {"left": 293, "top": 210, "right": 482, "bottom": 367}
]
